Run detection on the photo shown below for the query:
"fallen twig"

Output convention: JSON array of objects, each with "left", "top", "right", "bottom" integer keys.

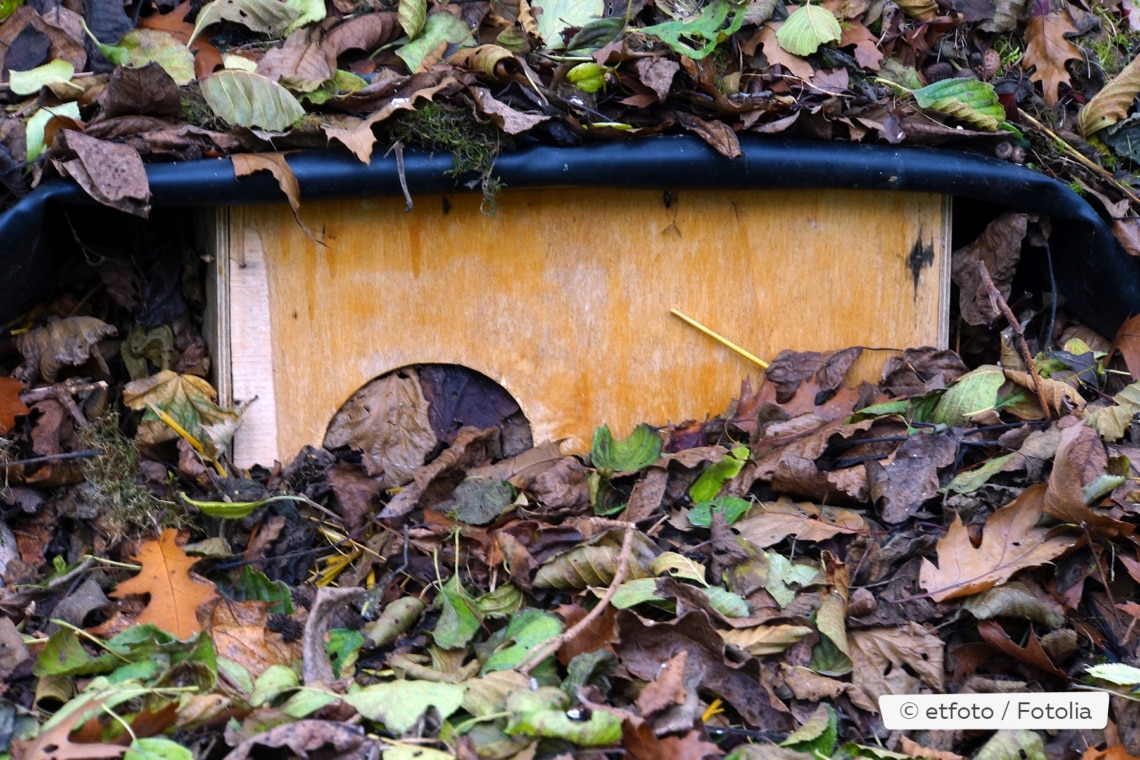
[
  {"left": 20, "top": 379, "right": 107, "bottom": 428},
  {"left": 517, "top": 523, "right": 636, "bottom": 675},
  {"left": 977, "top": 262, "right": 1052, "bottom": 419},
  {"left": 0, "top": 449, "right": 101, "bottom": 469}
]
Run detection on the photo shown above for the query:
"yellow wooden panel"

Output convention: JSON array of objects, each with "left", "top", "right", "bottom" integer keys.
[{"left": 221, "top": 187, "right": 950, "bottom": 467}]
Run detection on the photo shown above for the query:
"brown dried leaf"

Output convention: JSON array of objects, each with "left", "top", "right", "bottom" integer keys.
[
  {"left": 898, "top": 736, "right": 966, "bottom": 760},
  {"left": 1079, "top": 54, "right": 1140, "bottom": 136},
  {"left": 951, "top": 213, "right": 1027, "bottom": 326},
  {"left": 53, "top": 132, "right": 150, "bottom": 217},
  {"left": 1003, "top": 369, "right": 1086, "bottom": 417},
  {"left": 733, "top": 497, "right": 864, "bottom": 547},
  {"left": 881, "top": 347, "right": 969, "bottom": 395},
  {"left": 976, "top": 619, "right": 1068, "bottom": 678},
  {"left": 634, "top": 56, "right": 680, "bottom": 101},
  {"left": 674, "top": 111, "right": 741, "bottom": 158},
  {"left": 1044, "top": 418, "right": 1134, "bottom": 538},
  {"left": 840, "top": 21, "right": 882, "bottom": 71},
  {"left": 325, "top": 11, "right": 402, "bottom": 57},
  {"left": 635, "top": 649, "right": 689, "bottom": 715},
  {"left": 232, "top": 152, "right": 302, "bottom": 220},
  {"left": 109, "top": 529, "right": 219, "bottom": 639},
  {"left": 470, "top": 86, "right": 550, "bottom": 134},
  {"left": 224, "top": 720, "right": 377, "bottom": 760},
  {"left": 919, "top": 484, "right": 1076, "bottom": 602},
  {"left": 848, "top": 621, "right": 944, "bottom": 708},
  {"left": 1112, "top": 314, "right": 1140, "bottom": 381},
  {"left": 622, "top": 720, "right": 723, "bottom": 760},
  {"left": 96, "top": 63, "right": 182, "bottom": 119},
  {"left": 323, "top": 369, "right": 437, "bottom": 486},
  {"left": 617, "top": 610, "right": 793, "bottom": 730},
  {"left": 10, "top": 694, "right": 127, "bottom": 760},
  {"left": 867, "top": 430, "right": 958, "bottom": 524},
  {"left": 256, "top": 27, "right": 335, "bottom": 93},
  {"left": 17, "top": 316, "right": 116, "bottom": 383},
  {"left": 1113, "top": 218, "right": 1140, "bottom": 257},
  {"left": 757, "top": 24, "right": 814, "bottom": 80},
  {"left": 1022, "top": 9, "right": 1082, "bottom": 105}
]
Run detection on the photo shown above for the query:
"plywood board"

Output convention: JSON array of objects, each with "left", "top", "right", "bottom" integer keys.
[{"left": 218, "top": 187, "right": 950, "bottom": 468}]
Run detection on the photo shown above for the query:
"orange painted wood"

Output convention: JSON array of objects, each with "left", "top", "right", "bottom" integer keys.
[{"left": 216, "top": 187, "right": 950, "bottom": 467}]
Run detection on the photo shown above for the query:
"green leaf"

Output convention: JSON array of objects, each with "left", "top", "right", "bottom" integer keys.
[
  {"left": 180, "top": 492, "right": 308, "bottom": 520},
  {"left": 566, "top": 62, "right": 608, "bottom": 93},
  {"left": 776, "top": 4, "right": 841, "bottom": 57},
  {"left": 972, "top": 729, "right": 1046, "bottom": 760},
  {"left": 506, "top": 706, "right": 622, "bottom": 746},
  {"left": 125, "top": 737, "right": 194, "bottom": 760},
  {"left": 688, "top": 496, "right": 752, "bottom": 527},
  {"left": 930, "top": 365, "right": 1006, "bottom": 426},
  {"left": 398, "top": 0, "right": 426, "bottom": 38},
  {"left": 281, "top": 687, "right": 338, "bottom": 717},
  {"left": 118, "top": 30, "right": 195, "bottom": 86},
  {"left": 610, "top": 577, "right": 669, "bottom": 609},
  {"left": 251, "top": 664, "right": 300, "bottom": 706},
  {"left": 565, "top": 17, "right": 625, "bottom": 52},
  {"left": 909, "top": 77, "right": 1007, "bottom": 131},
  {"left": 531, "top": 0, "right": 604, "bottom": 50},
  {"left": 704, "top": 586, "right": 750, "bottom": 618},
  {"left": 689, "top": 445, "right": 749, "bottom": 502},
  {"left": 780, "top": 703, "right": 838, "bottom": 755},
  {"left": 26, "top": 102, "right": 81, "bottom": 162},
  {"left": 640, "top": 0, "right": 744, "bottom": 60},
  {"left": 344, "top": 681, "right": 466, "bottom": 733},
  {"left": 942, "top": 451, "right": 1018, "bottom": 495},
  {"left": 283, "top": 0, "right": 325, "bottom": 33},
  {"left": 230, "top": 567, "right": 294, "bottom": 615},
  {"left": 432, "top": 573, "right": 481, "bottom": 649},
  {"left": 448, "top": 477, "right": 514, "bottom": 526},
  {"left": 590, "top": 423, "right": 662, "bottom": 472},
  {"left": 190, "top": 0, "right": 301, "bottom": 45},
  {"left": 326, "top": 628, "right": 364, "bottom": 678},
  {"left": 475, "top": 583, "right": 524, "bottom": 618},
  {"left": 1088, "top": 662, "right": 1140, "bottom": 686},
  {"left": 481, "top": 608, "right": 562, "bottom": 673},
  {"left": 962, "top": 582, "right": 1065, "bottom": 629},
  {"left": 34, "top": 628, "right": 116, "bottom": 676},
  {"left": 199, "top": 70, "right": 306, "bottom": 132},
  {"left": 9, "top": 60, "right": 76, "bottom": 96},
  {"left": 396, "top": 11, "right": 474, "bottom": 73},
  {"left": 649, "top": 552, "right": 708, "bottom": 585}
]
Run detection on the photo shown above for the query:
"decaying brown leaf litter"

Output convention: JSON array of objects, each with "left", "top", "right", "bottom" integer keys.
[{"left": 7, "top": 0, "right": 1140, "bottom": 757}]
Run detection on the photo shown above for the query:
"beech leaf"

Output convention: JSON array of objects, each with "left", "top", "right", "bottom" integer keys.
[
  {"left": 200, "top": 70, "right": 306, "bottom": 131},
  {"left": 918, "top": 484, "right": 1076, "bottom": 603},
  {"left": 590, "top": 423, "right": 662, "bottom": 472},
  {"left": 396, "top": 11, "right": 474, "bottom": 73},
  {"left": 776, "top": 4, "right": 841, "bottom": 57},
  {"left": 118, "top": 29, "right": 195, "bottom": 85},
  {"left": 343, "top": 681, "right": 465, "bottom": 733},
  {"left": 908, "top": 77, "right": 1007, "bottom": 131},
  {"left": 398, "top": 0, "right": 425, "bottom": 38},
  {"left": 189, "top": 0, "right": 301, "bottom": 45},
  {"left": 109, "top": 529, "right": 220, "bottom": 639},
  {"left": 531, "top": 0, "right": 603, "bottom": 50},
  {"left": 9, "top": 59, "right": 75, "bottom": 95},
  {"left": 1079, "top": 54, "right": 1140, "bottom": 136}
]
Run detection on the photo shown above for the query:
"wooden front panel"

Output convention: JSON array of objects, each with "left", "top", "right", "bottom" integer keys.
[{"left": 220, "top": 187, "right": 950, "bottom": 468}]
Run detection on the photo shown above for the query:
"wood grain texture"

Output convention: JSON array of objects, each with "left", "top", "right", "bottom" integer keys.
[{"left": 219, "top": 188, "right": 950, "bottom": 467}]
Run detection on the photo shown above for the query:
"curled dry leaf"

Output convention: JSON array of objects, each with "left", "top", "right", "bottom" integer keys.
[
  {"left": 16, "top": 316, "right": 117, "bottom": 384},
  {"left": 1079, "top": 54, "right": 1140, "bottom": 137},
  {"left": 951, "top": 213, "right": 1027, "bottom": 326}
]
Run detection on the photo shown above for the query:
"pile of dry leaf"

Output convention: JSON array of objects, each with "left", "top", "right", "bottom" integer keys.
[{"left": 2, "top": 182, "right": 1140, "bottom": 760}]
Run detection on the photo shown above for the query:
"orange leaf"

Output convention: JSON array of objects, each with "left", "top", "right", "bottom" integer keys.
[
  {"left": 976, "top": 619, "right": 1068, "bottom": 678},
  {"left": 0, "top": 376, "right": 29, "bottom": 434},
  {"left": 110, "top": 529, "right": 218, "bottom": 639},
  {"left": 919, "top": 484, "right": 1076, "bottom": 602},
  {"left": 231, "top": 153, "right": 301, "bottom": 217},
  {"left": 1111, "top": 314, "right": 1140, "bottom": 381},
  {"left": 1021, "top": 10, "right": 1082, "bottom": 105}
]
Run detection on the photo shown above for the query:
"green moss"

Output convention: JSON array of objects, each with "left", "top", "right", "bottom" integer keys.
[
  {"left": 383, "top": 102, "right": 504, "bottom": 212},
  {"left": 78, "top": 412, "right": 191, "bottom": 542}
]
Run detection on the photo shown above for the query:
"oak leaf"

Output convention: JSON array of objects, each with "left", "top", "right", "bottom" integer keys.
[
  {"left": 919, "top": 484, "right": 1076, "bottom": 602},
  {"left": 1022, "top": 9, "right": 1082, "bottom": 105},
  {"left": 109, "top": 529, "right": 219, "bottom": 639},
  {"left": 10, "top": 693, "right": 127, "bottom": 760}
]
